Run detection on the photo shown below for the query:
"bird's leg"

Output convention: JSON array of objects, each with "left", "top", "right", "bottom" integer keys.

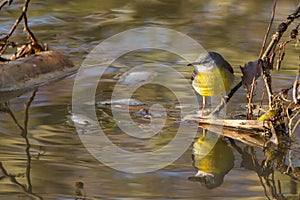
[
  {"left": 202, "top": 129, "right": 207, "bottom": 137},
  {"left": 202, "top": 96, "right": 206, "bottom": 116}
]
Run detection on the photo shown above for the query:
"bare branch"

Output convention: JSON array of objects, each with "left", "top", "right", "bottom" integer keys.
[
  {"left": 259, "top": 0, "right": 277, "bottom": 58},
  {"left": 0, "top": 0, "right": 13, "bottom": 10},
  {"left": 0, "top": 0, "right": 43, "bottom": 56},
  {"left": 209, "top": 81, "right": 243, "bottom": 117}
]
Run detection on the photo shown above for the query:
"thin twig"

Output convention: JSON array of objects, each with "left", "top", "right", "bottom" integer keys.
[
  {"left": 257, "top": 89, "right": 266, "bottom": 119},
  {"left": 22, "top": 3, "right": 39, "bottom": 47},
  {"left": 292, "top": 69, "right": 300, "bottom": 104},
  {"left": 0, "top": 0, "right": 42, "bottom": 55},
  {"left": 262, "top": 3, "right": 300, "bottom": 59},
  {"left": 247, "top": 78, "right": 256, "bottom": 120},
  {"left": 291, "top": 114, "right": 300, "bottom": 134},
  {"left": 259, "top": 0, "right": 277, "bottom": 58},
  {"left": 262, "top": 64, "right": 273, "bottom": 108},
  {"left": 276, "top": 40, "right": 291, "bottom": 70},
  {"left": 0, "top": 1, "right": 26, "bottom": 41},
  {"left": 0, "top": 0, "right": 13, "bottom": 10},
  {"left": 210, "top": 81, "right": 243, "bottom": 116}
]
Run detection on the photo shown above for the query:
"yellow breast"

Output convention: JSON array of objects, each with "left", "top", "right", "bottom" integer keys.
[{"left": 192, "top": 67, "right": 234, "bottom": 97}]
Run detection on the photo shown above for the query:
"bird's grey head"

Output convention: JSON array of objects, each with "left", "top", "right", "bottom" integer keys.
[{"left": 189, "top": 52, "right": 220, "bottom": 72}]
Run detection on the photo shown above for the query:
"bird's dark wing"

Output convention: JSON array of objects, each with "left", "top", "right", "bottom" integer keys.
[
  {"left": 208, "top": 52, "right": 234, "bottom": 74},
  {"left": 220, "top": 58, "right": 234, "bottom": 74}
]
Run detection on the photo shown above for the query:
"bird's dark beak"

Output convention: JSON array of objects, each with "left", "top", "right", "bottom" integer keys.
[{"left": 187, "top": 62, "right": 202, "bottom": 67}]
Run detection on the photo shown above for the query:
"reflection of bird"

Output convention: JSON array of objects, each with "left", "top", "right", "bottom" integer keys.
[
  {"left": 188, "top": 131, "right": 234, "bottom": 189},
  {"left": 188, "top": 52, "right": 234, "bottom": 116}
]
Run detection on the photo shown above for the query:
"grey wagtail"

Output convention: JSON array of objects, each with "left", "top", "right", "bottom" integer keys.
[{"left": 188, "top": 52, "right": 234, "bottom": 116}]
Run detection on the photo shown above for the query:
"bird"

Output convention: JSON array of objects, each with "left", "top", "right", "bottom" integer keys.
[
  {"left": 188, "top": 52, "right": 234, "bottom": 116},
  {"left": 188, "top": 130, "right": 234, "bottom": 189}
]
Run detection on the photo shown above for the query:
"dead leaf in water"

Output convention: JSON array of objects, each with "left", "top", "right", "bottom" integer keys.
[{"left": 240, "top": 60, "right": 262, "bottom": 90}]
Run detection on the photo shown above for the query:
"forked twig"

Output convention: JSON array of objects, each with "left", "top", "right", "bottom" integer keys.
[{"left": 0, "top": 0, "right": 42, "bottom": 55}]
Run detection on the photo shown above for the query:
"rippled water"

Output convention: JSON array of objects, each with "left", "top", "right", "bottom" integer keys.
[{"left": 0, "top": 0, "right": 300, "bottom": 199}]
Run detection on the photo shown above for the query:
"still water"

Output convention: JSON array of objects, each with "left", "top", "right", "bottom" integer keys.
[{"left": 0, "top": 0, "right": 300, "bottom": 199}]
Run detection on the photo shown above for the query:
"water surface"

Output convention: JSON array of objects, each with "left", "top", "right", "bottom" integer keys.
[{"left": 0, "top": 0, "right": 300, "bottom": 199}]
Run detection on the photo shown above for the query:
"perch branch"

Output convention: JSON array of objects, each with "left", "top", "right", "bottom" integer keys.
[
  {"left": 210, "top": 81, "right": 242, "bottom": 116},
  {"left": 183, "top": 115, "right": 274, "bottom": 148}
]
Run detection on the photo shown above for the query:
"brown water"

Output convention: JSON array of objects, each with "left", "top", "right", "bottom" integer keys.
[{"left": 0, "top": 0, "right": 300, "bottom": 199}]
